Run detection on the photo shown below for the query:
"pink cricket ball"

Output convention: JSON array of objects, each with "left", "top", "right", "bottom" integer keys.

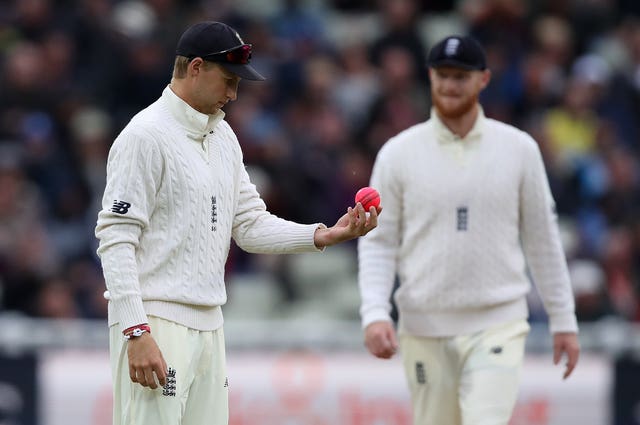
[{"left": 355, "top": 187, "right": 381, "bottom": 210}]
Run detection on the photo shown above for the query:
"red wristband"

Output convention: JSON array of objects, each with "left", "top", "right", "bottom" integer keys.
[{"left": 123, "top": 324, "right": 151, "bottom": 339}]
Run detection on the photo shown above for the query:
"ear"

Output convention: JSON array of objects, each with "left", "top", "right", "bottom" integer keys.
[
  {"left": 480, "top": 69, "right": 491, "bottom": 89},
  {"left": 188, "top": 57, "right": 205, "bottom": 77}
]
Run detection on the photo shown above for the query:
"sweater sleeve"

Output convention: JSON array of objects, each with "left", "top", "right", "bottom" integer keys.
[
  {"left": 358, "top": 144, "right": 402, "bottom": 328},
  {"left": 95, "top": 129, "right": 162, "bottom": 331},
  {"left": 519, "top": 136, "right": 578, "bottom": 334},
  {"left": 232, "top": 162, "right": 322, "bottom": 254}
]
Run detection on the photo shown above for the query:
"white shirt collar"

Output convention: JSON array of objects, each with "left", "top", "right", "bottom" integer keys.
[
  {"left": 161, "top": 85, "right": 225, "bottom": 138},
  {"left": 431, "top": 106, "right": 485, "bottom": 144}
]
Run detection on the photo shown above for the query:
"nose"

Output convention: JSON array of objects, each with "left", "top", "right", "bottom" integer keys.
[
  {"left": 227, "top": 89, "right": 237, "bottom": 102},
  {"left": 226, "top": 84, "right": 238, "bottom": 102},
  {"left": 439, "top": 80, "right": 460, "bottom": 96},
  {"left": 441, "top": 77, "right": 457, "bottom": 91}
]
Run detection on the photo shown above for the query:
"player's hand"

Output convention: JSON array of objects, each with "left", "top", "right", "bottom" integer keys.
[
  {"left": 127, "top": 333, "right": 168, "bottom": 389},
  {"left": 553, "top": 332, "right": 580, "bottom": 379},
  {"left": 364, "top": 321, "right": 398, "bottom": 359},
  {"left": 314, "top": 203, "right": 381, "bottom": 248}
]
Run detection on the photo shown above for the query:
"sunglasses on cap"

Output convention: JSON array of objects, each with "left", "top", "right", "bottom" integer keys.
[{"left": 192, "top": 44, "right": 253, "bottom": 65}]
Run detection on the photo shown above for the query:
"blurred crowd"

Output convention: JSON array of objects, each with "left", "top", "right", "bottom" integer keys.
[{"left": 0, "top": 0, "right": 639, "bottom": 325}]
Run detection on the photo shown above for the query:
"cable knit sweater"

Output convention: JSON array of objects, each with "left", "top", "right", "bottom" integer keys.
[
  {"left": 358, "top": 108, "right": 578, "bottom": 337},
  {"left": 96, "top": 86, "right": 323, "bottom": 332}
]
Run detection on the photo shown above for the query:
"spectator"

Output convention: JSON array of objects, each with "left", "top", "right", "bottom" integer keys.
[{"left": 0, "top": 0, "right": 638, "bottom": 330}]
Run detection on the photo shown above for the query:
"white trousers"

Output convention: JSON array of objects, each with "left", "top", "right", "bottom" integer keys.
[
  {"left": 400, "top": 319, "right": 530, "bottom": 425},
  {"left": 110, "top": 316, "right": 228, "bottom": 425}
]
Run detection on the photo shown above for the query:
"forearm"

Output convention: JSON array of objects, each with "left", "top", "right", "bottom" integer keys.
[
  {"left": 97, "top": 223, "right": 148, "bottom": 330},
  {"left": 519, "top": 139, "right": 577, "bottom": 333},
  {"left": 234, "top": 214, "right": 323, "bottom": 253},
  {"left": 358, "top": 237, "right": 398, "bottom": 327},
  {"left": 520, "top": 195, "right": 576, "bottom": 332}
]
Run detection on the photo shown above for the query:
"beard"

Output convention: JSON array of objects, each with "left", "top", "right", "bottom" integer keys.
[{"left": 431, "top": 91, "right": 478, "bottom": 120}]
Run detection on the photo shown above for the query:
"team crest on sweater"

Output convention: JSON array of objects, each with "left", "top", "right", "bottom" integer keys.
[
  {"left": 456, "top": 206, "right": 468, "bottom": 231},
  {"left": 211, "top": 196, "right": 218, "bottom": 231}
]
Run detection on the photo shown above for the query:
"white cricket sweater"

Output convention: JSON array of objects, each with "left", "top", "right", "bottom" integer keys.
[
  {"left": 358, "top": 108, "right": 578, "bottom": 337},
  {"left": 96, "top": 86, "right": 323, "bottom": 332}
]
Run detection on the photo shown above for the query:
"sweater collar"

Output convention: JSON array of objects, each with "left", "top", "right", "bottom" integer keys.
[
  {"left": 162, "top": 85, "right": 225, "bottom": 138},
  {"left": 431, "top": 106, "right": 485, "bottom": 144}
]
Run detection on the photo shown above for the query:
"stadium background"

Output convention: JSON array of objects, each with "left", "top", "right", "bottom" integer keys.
[{"left": 1, "top": 0, "right": 640, "bottom": 423}]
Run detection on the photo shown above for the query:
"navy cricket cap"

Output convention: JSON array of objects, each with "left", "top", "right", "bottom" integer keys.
[
  {"left": 175, "top": 21, "right": 265, "bottom": 81},
  {"left": 427, "top": 35, "right": 487, "bottom": 71}
]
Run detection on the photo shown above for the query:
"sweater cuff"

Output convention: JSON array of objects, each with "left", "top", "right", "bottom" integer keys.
[
  {"left": 548, "top": 312, "right": 579, "bottom": 334},
  {"left": 114, "top": 295, "right": 149, "bottom": 332},
  {"left": 361, "top": 307, "right": 393, "bottom": 329},
  {"left": 287, "top": 223, "right": 326, "bottom": 253}
]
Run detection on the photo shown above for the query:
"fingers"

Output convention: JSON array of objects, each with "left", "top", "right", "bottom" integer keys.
[
  {"left": 129, "top": 365, "right": 138, "bottom": 384},
  {"left": 553, "top": 333, "right": 580, "bottom": 380},
  {"left": 366, "top": 336, "right": 395, "bottom": 358},
  {"left": 346, "top": 203, "right": 366, "bottom": 234},
  {"left": 366, "top": 338, "right": 395, "bottom": 359},
  {"left": 129, "top": 363, "right": 166, "bottom": 388},
  {"left": 352, "top": 202, "right": 379, "bottom": 234},
  {"left": 365, "top": 322, "right": 397, "bottom": 359},
  {"left": 127, "top": 335, "right": 168, "bottom": 389},
  {"left": 353, "top": 203, "right": 367, "bottom": 225},
  {"left": 144, "top": 368, "right": 158, "bottom": 389},
  {"left": 367, "top": 206, "right": 380, "bottom": 227},
  {"left": 157, "top": 357, "right": 168, "bottom": 387},
  {"left": 325, "top": 202, "right": 380, "bottom": 246},
  {"left": 563, "top": 346, "right": 580, "bottom": 380},
  {"left": 563, "top": 363, "right": 574, "bottom": 380},
  {"left": 554, "top": 350, "right": 578, "bottom": 379},
  {"left": 553, "top": 344, "right": 562, "bottom": 365},
  {"left": 377, "top": 336, "right": 398, "bottom": 359}
]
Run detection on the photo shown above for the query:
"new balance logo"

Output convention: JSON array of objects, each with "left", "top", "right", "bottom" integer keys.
[
  {"left": 111, "top": 200, "right": 131, "bottom": 214},
  {"left": 163, "top": 367, "right": 176, "bottom": 397},
  {"left": 224, "top": 377, "right": 229, "bottom": 388}
]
